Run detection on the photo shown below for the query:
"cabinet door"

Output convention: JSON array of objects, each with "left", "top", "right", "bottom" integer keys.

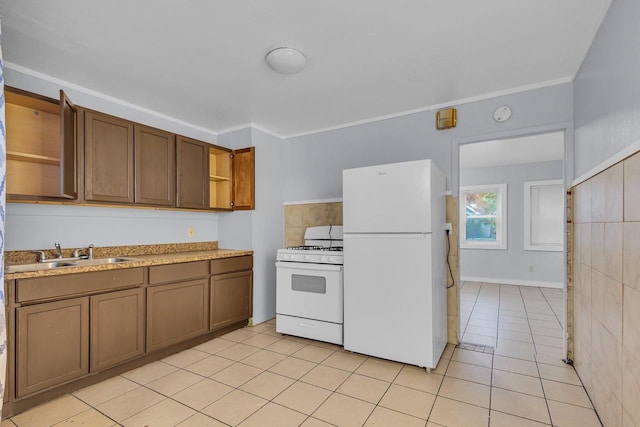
[
  {"left": 16, "top": 297, "right": 89, "bottom": 398},
  {"left": 232, "top": 147, "right": 255, "bottom": 210},
  {"left": 135, "top": 125, "right": 176, "bottom": 206},
  {"left": 85, "top": 111, "right": 135, "bottom": 203},
  {"left": 60, "top": 90, "right": 78, "bottom": 199},
  {"left": 176, "top": 136, "right": 209, "bottom": 209},
  {"left": 147, "top": 279, "right": 209, "bottom": 352},
  {"left": 210, "top": 271, "right": 253, "bottom": 331},
  {"left": 91, "top": 288, "right": 145, "bottom": 372}
]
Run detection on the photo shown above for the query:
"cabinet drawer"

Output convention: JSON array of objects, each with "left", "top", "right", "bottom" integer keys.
[
  {"left": 148, "top": 261, "right": 209, "bottom": 285},
  {"left": 17, "top": 268, "right": 144, "bottom": 303},
  {"left": 211, "top": 256, "right": 253, "bottom": 275}
]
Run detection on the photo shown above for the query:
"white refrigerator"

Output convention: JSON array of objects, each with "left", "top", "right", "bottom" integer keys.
[{"left": 342, "top": 159, "right": 447, "bottom": 369}]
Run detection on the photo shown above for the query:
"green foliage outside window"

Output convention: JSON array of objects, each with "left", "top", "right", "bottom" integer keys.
[{"left": 465, "top": 191, "right": 498, "bottom": 241}]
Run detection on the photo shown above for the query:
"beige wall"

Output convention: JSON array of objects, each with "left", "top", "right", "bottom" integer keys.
[
  {"left": 572, "top": 151, "right": 640, "bottom": 427},
  {"left": 283, "top": 199, "right": 460, "bottom": 345}
]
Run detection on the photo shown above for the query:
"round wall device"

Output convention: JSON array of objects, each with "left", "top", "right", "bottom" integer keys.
[{"left": 493, "top": 106, "right": 512, "bottom": 122}]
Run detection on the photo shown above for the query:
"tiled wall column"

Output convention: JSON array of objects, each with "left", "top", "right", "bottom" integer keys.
[
  {"left": 446, "top": 196, "right": 459, "bottom": 345},
  {"left": 572, "top": 151, "right": 640, "bottom": 427}
]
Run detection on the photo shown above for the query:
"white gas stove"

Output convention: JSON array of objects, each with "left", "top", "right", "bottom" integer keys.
[
  {"left": 276, "top": 226, "right": 343, "bottom": 265},
  {"left": 275, "top": 225, "right": 344, "bottom": 345}
]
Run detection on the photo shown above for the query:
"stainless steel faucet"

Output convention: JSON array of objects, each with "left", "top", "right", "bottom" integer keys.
[
  {"left": 32, "top": 250, "right": 47, "bottom": 262},
  {"left": 72, "top": 244, "right": 94, "bottom": 259},
  {"left": 54, "top": 242, "right": 63, "bottom": 259}
]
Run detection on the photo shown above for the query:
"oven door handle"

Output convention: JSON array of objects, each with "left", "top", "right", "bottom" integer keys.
[{"left": 275, "top": 261, "right": 343, "bottom": 272}]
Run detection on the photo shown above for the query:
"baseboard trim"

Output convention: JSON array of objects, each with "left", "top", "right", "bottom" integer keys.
[{"left": 460, "top": 276, "right": 563, "bottom": 289}]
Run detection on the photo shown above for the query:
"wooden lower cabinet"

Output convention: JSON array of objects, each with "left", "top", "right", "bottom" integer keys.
[
  {"left": 16, "top": 297, "right": 89, "bottom": 398},
  {"left": 147, "top": 279, "right": 209, "bottom": 352},
  {"left": 210, "top": 271, "right": 253, "bottom": 331},
  {"left": 90, "top": 288, "right": 145, "bottom": 372}
]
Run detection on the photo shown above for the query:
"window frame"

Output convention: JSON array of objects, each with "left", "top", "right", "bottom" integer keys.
[
  {"left": 459, "top": 183, "right": 507, "bottom": 250},
  {"left": 523, "top": 179, "right": 564, "bottom": 252}
]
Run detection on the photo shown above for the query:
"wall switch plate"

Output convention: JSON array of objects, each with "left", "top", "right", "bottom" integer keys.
[{"left": 188, "top": 227, "right": 194, "bottom": 238}]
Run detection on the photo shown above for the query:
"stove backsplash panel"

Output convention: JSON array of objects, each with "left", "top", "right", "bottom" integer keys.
[{"left": 284, "top": 202, "right": 343, "bottom": 247}]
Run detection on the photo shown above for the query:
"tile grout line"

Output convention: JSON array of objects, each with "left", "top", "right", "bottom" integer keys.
[
  {"left": 460, "top": 281, "right": 481, "bottom": 342},
  {"left": 538, "top": 286, "right": 564, "bottom": 327},
  {"left": 517, "top": 284, "right": 539, "bottom": 356}
]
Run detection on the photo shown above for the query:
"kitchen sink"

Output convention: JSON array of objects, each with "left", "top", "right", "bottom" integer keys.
[
  {"left": 5, "top": 261, "right": 76, "bottom": 273},
  {"left": 5, "top": 257, "right": 138, "bottom": 273},
  {"left": 71, "top": 257, "right": 138, "bottom": 266}
]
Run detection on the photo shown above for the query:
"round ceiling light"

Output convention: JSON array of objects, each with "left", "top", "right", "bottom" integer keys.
[{"left": 265, "top": 47, "right": 307, "bottom": 74}]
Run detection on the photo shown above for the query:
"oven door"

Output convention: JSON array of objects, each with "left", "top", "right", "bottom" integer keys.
[{"left": 276, "top": 261, "right": 343, "bottom": 323}]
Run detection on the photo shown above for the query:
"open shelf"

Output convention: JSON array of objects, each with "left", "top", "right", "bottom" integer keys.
[{"left": 7, "top": 151, "right": 60, "bottom": 166}]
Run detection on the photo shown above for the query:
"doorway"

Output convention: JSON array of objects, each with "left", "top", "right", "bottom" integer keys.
[{"left": 457, "top": 131, "right": 566, "bottom": 361}]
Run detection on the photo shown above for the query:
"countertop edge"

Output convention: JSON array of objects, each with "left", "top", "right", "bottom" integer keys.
[{"left": 4, "top": 249, "right": 254, "bottom": 280}]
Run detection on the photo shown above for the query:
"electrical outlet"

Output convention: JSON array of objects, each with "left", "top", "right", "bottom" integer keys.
[
  {"left": 528, "top": 265, "right": 534, "bottom": 272},
  {"left": 187, "top": 227, "right": 194, "bottom": 238}
]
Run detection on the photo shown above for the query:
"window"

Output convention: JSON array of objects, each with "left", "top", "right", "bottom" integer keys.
[
  {"left": 459, "top": 184, "right": 507, "bottom": 250},
  {"left": 524, "top": 180, "right": 564, "bottom": 251}
]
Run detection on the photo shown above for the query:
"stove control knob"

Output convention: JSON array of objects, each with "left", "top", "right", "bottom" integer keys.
[
  {"left": 304, "top": 255, "right": 312, "bottom": 261},
  {"left": 329, "top": 257, "right": 336, "bottom": 263},
  {"left": 320, "top": 256, "right": 328, "bottom": 262}
]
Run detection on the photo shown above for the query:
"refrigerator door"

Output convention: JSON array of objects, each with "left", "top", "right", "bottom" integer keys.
[
  {"left": 343, "top": 159, "right": 434, "bottom": 233},
  {"left": 343, "top": 233, "right": 446, "bottom": 368}
]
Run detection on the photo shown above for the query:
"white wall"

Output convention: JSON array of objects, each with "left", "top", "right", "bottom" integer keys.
[
  {"left": 218, "top": 127, "right": 284, "bottom": 324},
  {"left": 459, "top": 161, "right": 564, "bottom": 287},
  {"left": 4, "top": 67, "right": 222, "bottom": 250},
  {"left": 574, "top": 0, "right": 640, "bottom": 177},
  {"left": 283, "top": 83, "right": 573, "bottom": 201},
  {"left": 6, "top": 204, "right": 218, "bottom": 250}
]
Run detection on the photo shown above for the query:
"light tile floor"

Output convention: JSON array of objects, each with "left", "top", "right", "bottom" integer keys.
[
  {"left": 460, "top": 282, "right": 565, "bottom": 361},
  {"left": 3, "top": 316, "right": 602, "bottom": 426}
]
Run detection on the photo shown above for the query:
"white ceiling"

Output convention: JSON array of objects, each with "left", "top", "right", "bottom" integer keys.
[
  {"left": 460, "top": 131, "right": 565, "bottom": 169},
  {"left": 1, "top": 1, "right": 611, "bottom": 138}
]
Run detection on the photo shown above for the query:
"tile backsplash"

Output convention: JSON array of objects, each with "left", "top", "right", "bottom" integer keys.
[
  {"left": 283, "top": 202, "right": 343, "bottom": 247},
  {"left": 572, "top": 150, "right": 640, "bottom": 427}
]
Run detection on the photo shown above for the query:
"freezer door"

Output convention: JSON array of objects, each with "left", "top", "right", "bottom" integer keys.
[
  {"left": 343, "top": 233, "right": 446, "bottom": 368},
  {"left": 343, "top": 159, "right": 433, "bottom": 233}
]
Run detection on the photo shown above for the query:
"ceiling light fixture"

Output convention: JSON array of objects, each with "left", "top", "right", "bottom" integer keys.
[{"left": 265, "top": 47, "right": 307, "bottom": 74}]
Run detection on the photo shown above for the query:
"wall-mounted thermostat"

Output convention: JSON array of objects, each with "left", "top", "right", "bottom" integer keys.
[{"left": 493, "top": 106, "right": 512, "bottom": 122}]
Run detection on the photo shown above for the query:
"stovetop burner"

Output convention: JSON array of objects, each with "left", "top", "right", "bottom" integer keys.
[{"left": 287, "top": 245, "right": 343, "bottom": 251}]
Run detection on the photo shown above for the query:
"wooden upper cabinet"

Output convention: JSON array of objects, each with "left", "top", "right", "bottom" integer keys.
[
  {"left": 232, "top": 147, "right": 255, "bottom": 210},
  {"left": 135, "top": 125, "right": 176, "bottom": 206},
  {"left": 85, "top": 111, "right": 135, "bottom": 203},
  {"left": 5, "top": 88, "right": 78, "bottom": 200},
  {"left": 60, "top": 91, "right": 78, "bottom": 199},
  {"left": 209, "top": 145, "right": 255, "bottom": 210},
  {"left": 177, "top": 136, "right": 209, "bottom": 209}
]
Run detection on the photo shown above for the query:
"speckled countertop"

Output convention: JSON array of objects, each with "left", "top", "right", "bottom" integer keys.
[{"left": 4, "top": 242, "right": 253, "bottom": 280}]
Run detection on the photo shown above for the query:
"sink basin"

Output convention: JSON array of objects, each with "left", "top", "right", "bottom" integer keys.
[
  {"left": 5, "top": 261, "right": 76, "bottom": 273},
  {"left": 70, "top": 257, "right": 138, "bottom": 266},
  {"left": 5, "top": 257, "right": 138, "bottom": 273}
]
